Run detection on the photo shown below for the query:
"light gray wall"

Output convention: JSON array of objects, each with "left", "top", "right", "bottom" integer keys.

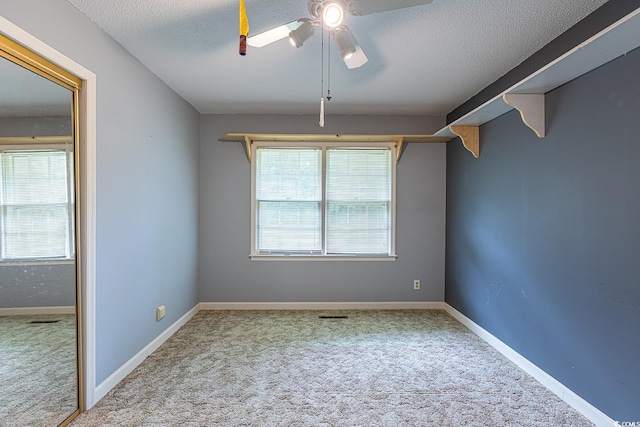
[
  {"left": 0, "top": 263, "right": 75, "bottom": 308},
  {"left": 0, "top": 116, "right": 71, "bottom": 136},
  {"left": 0, "top": 1, "right": 200, "bottom": 384},
  {"left": 199, "top": 114, "right": 446, "bottom": 303}
]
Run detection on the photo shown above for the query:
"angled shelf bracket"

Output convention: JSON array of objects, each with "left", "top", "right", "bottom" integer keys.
[
  {"left": 449, "top": 126, "right": 479, "bottom": 158},
  {"left": 395, "top": 137, "right": 405, "bottom": 164},
  {"left": 243, "top": 135, "right": 252, "bottom": 163},
  {"left": 503, "top": 93, "right": 546, "bottom": 138}
]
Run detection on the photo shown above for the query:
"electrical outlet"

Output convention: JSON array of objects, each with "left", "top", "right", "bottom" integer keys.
[
  {"left": 156, "top": 305, "right": 166, "bottom": 321},
  {"left": 413, "top": 279, "right": 420, "bottom": 290}
]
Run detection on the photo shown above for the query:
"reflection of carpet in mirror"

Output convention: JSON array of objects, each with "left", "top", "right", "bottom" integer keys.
[{"left": 0, "top": 314, "right": 77, "bottom": 427}]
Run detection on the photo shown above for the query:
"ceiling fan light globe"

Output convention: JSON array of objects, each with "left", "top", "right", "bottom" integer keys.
[
  {"left": 288, "top": 21, "right": 315, "bottom": 48},
  {"left": 323, "top": 3, "right": 344, "bottom": 27},
  {"left": 332, "top": 26, "right": 356, "bottom": 59}
]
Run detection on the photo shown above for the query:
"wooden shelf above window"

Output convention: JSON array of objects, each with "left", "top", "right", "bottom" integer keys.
[
  {"left": 0, "top": 136, "right": 73, "bottom": 144},
  {"left": 218, "top": 133, "right": 454, "bottom": 163}
]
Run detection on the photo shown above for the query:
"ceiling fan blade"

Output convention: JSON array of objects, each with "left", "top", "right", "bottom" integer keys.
[
  {"left": 247, "top": 19, "right": 306, "bottom": 48},
  {"left": 350, "top": 0, "right": 433, "bottom": 16}
]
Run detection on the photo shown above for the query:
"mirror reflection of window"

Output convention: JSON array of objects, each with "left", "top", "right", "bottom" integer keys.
[{"left": 0, "top": 149, "right": 75, "bottom": 260}]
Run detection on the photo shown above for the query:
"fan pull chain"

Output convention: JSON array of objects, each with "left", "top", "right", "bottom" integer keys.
[
  {"left": 327, "top": 28, "right": 332, "bottom": 101},
  {"left": 319, "top": 21, "right": 325, "bottom": 127}
]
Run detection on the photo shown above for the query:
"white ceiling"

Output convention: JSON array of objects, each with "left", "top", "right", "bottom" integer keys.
[{"left": 5, "top": 0, "right": 610, "bottom": 118}]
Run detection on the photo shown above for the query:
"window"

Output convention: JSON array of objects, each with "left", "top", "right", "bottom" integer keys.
[
  {"left": 0, "top": 149, "right": 75, "bottom": 261},
  {"left": 251, "top": 142, "right": 396, "bottom": 259}
]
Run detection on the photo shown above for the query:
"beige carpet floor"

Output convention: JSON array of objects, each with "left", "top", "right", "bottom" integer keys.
[
  {"left": 0, "top": 314, "right": 78, "bottom": 427},
  {"left": 71, "top": 310, "right": 594, "bottom": 426}
]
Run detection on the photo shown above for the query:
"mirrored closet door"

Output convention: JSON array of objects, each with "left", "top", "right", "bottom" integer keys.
[{"left": 0, "top": 34, "right": 82, "bottom": 427}]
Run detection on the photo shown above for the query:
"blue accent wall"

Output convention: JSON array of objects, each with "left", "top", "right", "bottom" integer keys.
[{"left": 445, "top": 47, "right": 640, "bottom": 420}]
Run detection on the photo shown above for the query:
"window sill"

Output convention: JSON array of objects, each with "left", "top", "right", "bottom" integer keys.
[
  {"left": 0, "top": 259, "right": 75, "bottom": 267},
  {"left": 249, "top": 255, "right": 397, "bottom": 261}
]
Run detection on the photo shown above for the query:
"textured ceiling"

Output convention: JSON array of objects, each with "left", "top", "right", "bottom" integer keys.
[{"left": 48, "top": 1, "right": 613, "bottom": 115}]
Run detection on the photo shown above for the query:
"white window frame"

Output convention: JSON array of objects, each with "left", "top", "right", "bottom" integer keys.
[
  {"left": 0, "top": 142, "right": 75, "bottom": 264},
  {"left": 250, "top": 141, "right": 397, "bottom": 261}
]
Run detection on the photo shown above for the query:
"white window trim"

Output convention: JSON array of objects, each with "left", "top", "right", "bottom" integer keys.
[
  {"left": 249, "top": 255, "right": 397, "bottom": 261},
  {"left": 250, "top": 140, "right": 397, "bottom": 261},
  {"left": 0, "top": 259, "right": 75, "bottom": 267}
]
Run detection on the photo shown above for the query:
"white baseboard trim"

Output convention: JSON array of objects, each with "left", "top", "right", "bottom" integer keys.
[
  {"left": 0, "top": 306, "right": 75, "bottom": 316},
  {"left": 93, "top": 304, "right": 199, "bottom": 404},
  {"left": 443, "top": 304, "right": 616, "bottom": 427},
  {"left": 199, "top": 301, "right": 446, "bottom": 311}
]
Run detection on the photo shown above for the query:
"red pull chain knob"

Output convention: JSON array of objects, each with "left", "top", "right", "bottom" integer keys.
[{"left": 239, "top": 35, "right": 247, "bottom": 56}]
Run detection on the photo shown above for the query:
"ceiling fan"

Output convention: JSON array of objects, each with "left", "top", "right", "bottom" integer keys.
[{"left": 247, "top": 0, "right": 434, "bottom": 69}]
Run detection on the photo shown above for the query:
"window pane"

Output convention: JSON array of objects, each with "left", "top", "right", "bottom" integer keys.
[
  {"left": 3, "top": 205, "right": 68, "bottom": 258},
  {"left": 326, "top": 149, "right": 391, "bottom": 254},
  {"left": 326, "top": 202, "right": 390, "bottom": 254},
  {"left": 255, "top": 148, "right": 322, "bottom": 253},
  {"left": 257, "top": 201, "right": 321, "bottom": 253},
  {"left": 256, "top": 148, "right": 321, "bottom": 201},
  {"left": 2, "top": 152, "right": 68, "bottom": 205},
  {"left": 0, "top": 151, "right": 72, "bottom": 259},
  {"left": 326, "top": 149, "right": 391, "bottom": 201}
]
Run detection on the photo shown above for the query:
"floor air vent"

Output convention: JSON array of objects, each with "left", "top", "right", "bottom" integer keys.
[{"left": 319, "top": 315, "right": 348, "bottom": 319}]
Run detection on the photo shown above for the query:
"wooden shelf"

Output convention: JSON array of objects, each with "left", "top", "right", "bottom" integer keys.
[
  {"left": 0, "top": 136, "right": 73, "bottom": 144},
  {"left": 218, "top": 133, "right": 454, "bottom": 163},
  {"left": 436, "top": 7, "right": 640, "bottom": 157}
]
